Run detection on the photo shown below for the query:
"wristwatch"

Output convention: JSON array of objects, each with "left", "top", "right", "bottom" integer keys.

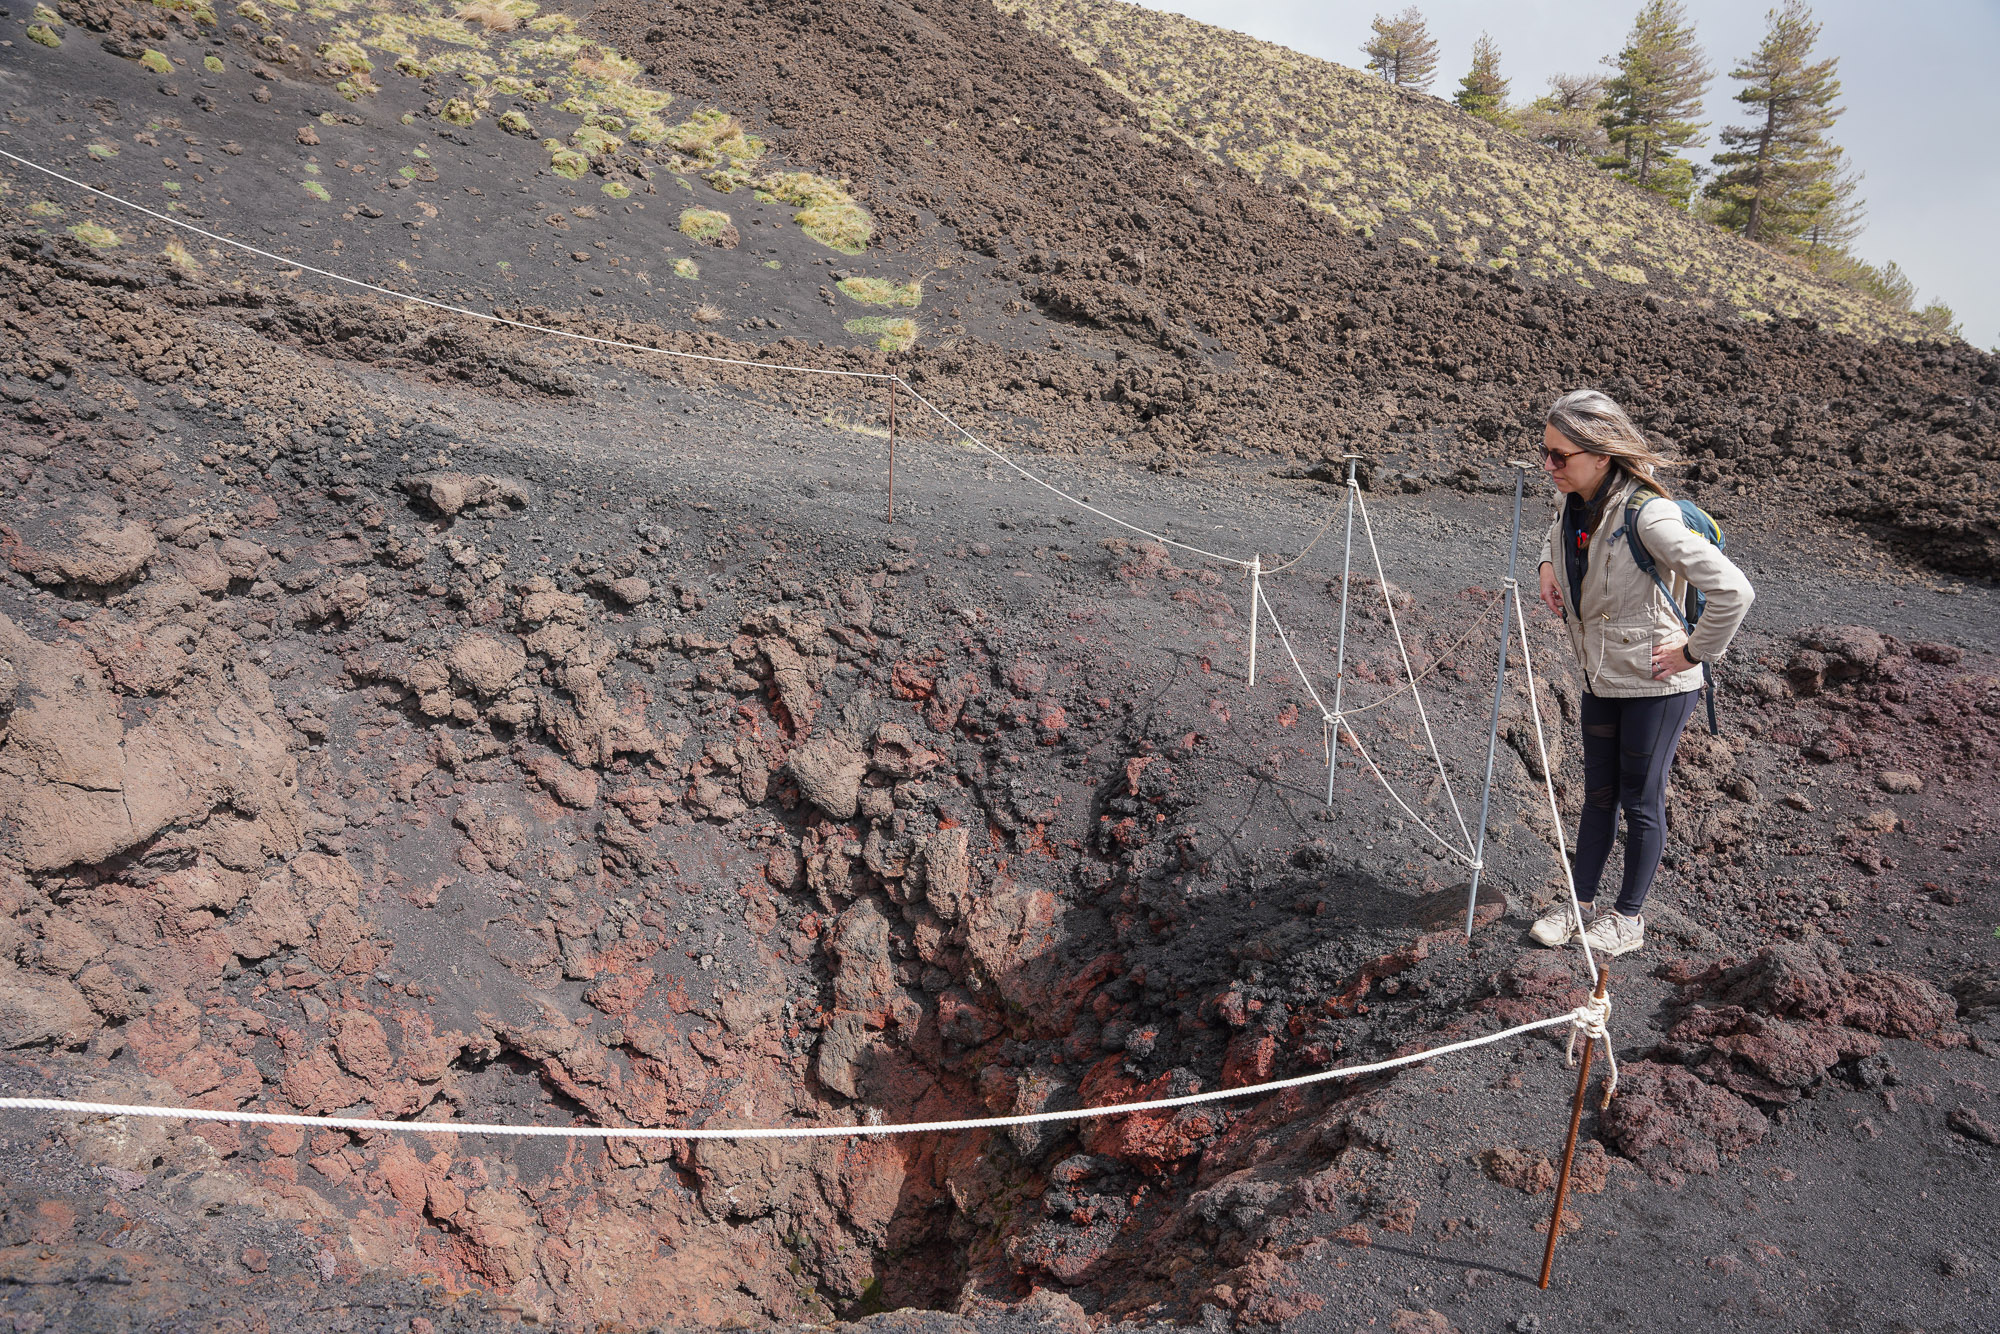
[{"left": 1681, "top": 646, "right": 1701, "bottom": 666}]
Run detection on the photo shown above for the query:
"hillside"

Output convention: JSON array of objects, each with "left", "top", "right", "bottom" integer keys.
[
  {"left": 1001, "top": 0, "right": 1925, "bottom": 341},
  {"left": 0, "top": 2, "right": 1996, "bottom": 1333}
]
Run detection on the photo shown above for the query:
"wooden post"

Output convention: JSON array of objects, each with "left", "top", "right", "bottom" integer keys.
[
  {"left": 886, "top": 379, "right": 897, "bottom": 524},
  {"left": 1539, "top": 968, "right": 1610, "bottom": 1289}
]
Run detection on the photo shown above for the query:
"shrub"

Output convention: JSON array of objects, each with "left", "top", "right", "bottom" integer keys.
[
  {"left": 236, "top": 0, "right": 268, "bottom": 21},
  {"left": 203, "top": 55, "right": 224, "bottom": 71},
  {"left": 441, "top": 97, "right": 478, "bottom": 126},
  {"left": 27, "top": 22, "right": 60, "bottom": 46},
  {"left": 691, "top": 303, "right": 724, "bottom": 323},
  {"left": 138, "top": 49, "right": 174, "bottom": 74},
  {"left": 673, "top": 257, "right": 699, "bottom": 279},
  {"left": 69, "top": 222, "right": 120, "bottom": 248},
  {"left": 497, "top": 110, "right": 534, "bottom": 136},
  {"left": 162, "top": 239, "right": 199, "bottom": 271},
  {"left": 600, "top": 181, "right": 630, "bottom": 199},
  {"left": 26, "top": 200, "right": 63, "bottom": 219},
  {"left": 844, "top": 316, "right": 916, "bottom": 352},
  {"left": 837, "top": 276, "right": 922, "bottom": 307}
]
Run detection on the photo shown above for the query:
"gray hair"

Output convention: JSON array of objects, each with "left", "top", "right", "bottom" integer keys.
[{"left": 1545, "top": 389, "right": 1676, "bottom": 495}]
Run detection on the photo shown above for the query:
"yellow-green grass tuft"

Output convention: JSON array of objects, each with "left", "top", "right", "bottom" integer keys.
[
  {"left": 838, "top": 276, "right": 922, "bottom": 307},
  {"left": 758, "top": 171, "right": 871, "bottom": 253},
  {"left": 138, "top": 49, "right": 174, "bottom": 74},
  {"left": 600, "top": 181, "right": 630, "bottom": 199},
  {"left": 677, "top": 207, "right": 732, "bottom": 243},
  {"left": 844, "top": 316, "right": 916, "bottom": 352},
  {"left": 27, "top": 22, "right": 60, "bottom": 46},
  {"left": 69, "top": 222, "right": 120, "bottom": 248},
  {"left": 673, "top": 257, "right": 699, "bottom": 280}
]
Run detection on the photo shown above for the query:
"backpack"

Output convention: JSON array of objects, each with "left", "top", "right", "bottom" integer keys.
[{"left": 1611, "top": 490, "right": 1725, "bottom": 734}]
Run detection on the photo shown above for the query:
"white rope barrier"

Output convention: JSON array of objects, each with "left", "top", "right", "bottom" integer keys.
[
  {"left": 0, "top": 1003, "right": 1606, "bottom": 1141},
  {"left": 884, "top": 377, "right": 1252, "bottom": 569},
  {"left": 1256, "top": 583, "right": 1478, "bottom": 868},
  {"left": 1353, "top": 484, "right": 1476, "bottom": 853},
  {"left": 1508, "top": 581, "right": 1599, "bottom": 986}
]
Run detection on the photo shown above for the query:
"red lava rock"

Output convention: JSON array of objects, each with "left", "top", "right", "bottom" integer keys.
[
  {"left": 1599, "top": 1062, "right": 1769, "bottom": 1181},
  {"left": 1948, "top": 1106, "right": 2000, "bottom": 1146},
  {"left": 240, "top": 1246, "right": 271, "bottom": 1273}
]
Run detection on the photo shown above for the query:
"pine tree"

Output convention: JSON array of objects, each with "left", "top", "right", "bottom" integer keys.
[
  {"left": 1362, "top": 8, "right": 1440, "bottom": 91},
  {"left": 1453, "top": 32, "right": 1510, "bottom": 123},
  {"left": 1516, "top": 73, "right": 1608, "bottom": 158},
  {"left": 1598, "top": 0, "right": 1711, "bottom": 206},
  {"left": 1706, "top": 1, "right": 1846, "bottom": 245}
]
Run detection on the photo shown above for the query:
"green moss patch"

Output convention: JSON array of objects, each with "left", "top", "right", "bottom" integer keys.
[
  {"left": 844, "top": 316, "right": 916, "bottom": 352},
  {"left": 302, "top": 180, "right": 331, "bottom": 201},
  {"left": 837, "top": 276, "right": 922, "bottom": 307},
  {"left": 138, "top": 49, "right": 174, "bottom": 74},
  {"left": 672, "top": 256, "right": 699, "bottom": 280},
  {"left": 27, "top": 22, "right": 61, "bottom": 46},
  {"left": 600, "top": 181, "right": 630, "bottom": 199},
  {"left": 546, "top": 146, "right": 588, "bottom": 179},
  {"left": 441, "top": 97, "right": 478, "bottom": 126},
  {"left": 85, "top": 142, "right": 120, "bottom": 161},
  {"left": 497, "top": 109, "right": 535, "bottom": 136},
  {"left": 26, "top": 201, "right": 63, "bottom": 219}
]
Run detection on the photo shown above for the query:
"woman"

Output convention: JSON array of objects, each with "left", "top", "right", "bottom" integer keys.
[{"left": 1527, "top": 389, "right": 1755, "bottom": 958}]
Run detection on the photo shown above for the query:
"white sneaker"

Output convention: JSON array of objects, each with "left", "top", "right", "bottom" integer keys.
[
  {"left": 1580, "top": 910, "right": 1645, "bottom": 958},
  {"left": 1529, "top": 902, "right": 1590, "bottom": 947}
]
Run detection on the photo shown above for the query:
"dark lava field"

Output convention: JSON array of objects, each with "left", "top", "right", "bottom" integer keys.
[{"left": 0, "top": 2, "right": 1995, "bottom": 1333}]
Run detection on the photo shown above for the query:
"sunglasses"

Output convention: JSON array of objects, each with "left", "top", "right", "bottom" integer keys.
[{"left": 1540, "top": 445, "right": 1589, "bottom": 467}]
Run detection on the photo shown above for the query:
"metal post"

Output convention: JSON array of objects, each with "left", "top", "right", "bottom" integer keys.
[
  {"left": 1540, "top": 969, "right": 1611, "bottom": 1289},
  {"left": 1466, "top": 463, "right": 1531, "bottom": 937},
  {"left": 1246, "top": 555, "right": 1261, "bottom": 687},
  {"left": 1325, "top": 456, "right": 1360, "bottom": 808},
  {"left": 886, "top": 379, "right": 897, "bottom": 524}
]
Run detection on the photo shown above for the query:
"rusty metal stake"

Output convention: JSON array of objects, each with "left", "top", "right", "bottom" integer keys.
[
  {"left": 1539, "top": 967, "right": 1610, "bottom": 1289},
  {"left": 886, "top": 378, "right": 897, "bottom": 524}
]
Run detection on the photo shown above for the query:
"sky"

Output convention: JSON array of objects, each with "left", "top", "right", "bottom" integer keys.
[{"left": 1145, "top": 0, "right": 2000, "bottom": 348}]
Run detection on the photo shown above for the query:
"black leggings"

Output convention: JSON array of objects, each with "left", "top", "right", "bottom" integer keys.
[{"left": 1573, "top": 689, "right": 1700, "bottom": 916}]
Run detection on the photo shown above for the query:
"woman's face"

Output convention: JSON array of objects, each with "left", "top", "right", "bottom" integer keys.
[{"left": 1541, "top": 425, "right": 1612, "bottom": 497}]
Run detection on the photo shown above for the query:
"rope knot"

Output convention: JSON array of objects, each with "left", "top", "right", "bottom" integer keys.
[{"left": 1565, "top": 993, "right": 1619, "bottom": 1108}]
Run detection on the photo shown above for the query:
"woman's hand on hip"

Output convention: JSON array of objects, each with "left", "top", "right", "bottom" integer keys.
[
  {"left": 1538, "top": 562, "right": 1563, "bottom": 617},
  {"left": 1651, "top": 641, "right": 1695, "bottom": 680}
]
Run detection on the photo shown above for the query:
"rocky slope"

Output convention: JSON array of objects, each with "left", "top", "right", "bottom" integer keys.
[{"left": 0, "top": 2, "right": 1995, "bottom": 1333}]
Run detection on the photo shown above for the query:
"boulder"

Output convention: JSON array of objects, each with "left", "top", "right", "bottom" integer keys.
[
  {"left": 0, "top": 970, "right": 99, "bottom": 1049},
  {"left": 399, "top": 471, "right": 530, "bottom": 518},
  {"left": 448, "top": 633, "right": 527, "bottom": 696},
  {"left": 787, "top": 732, "right": 866, "bottom": 819}
]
